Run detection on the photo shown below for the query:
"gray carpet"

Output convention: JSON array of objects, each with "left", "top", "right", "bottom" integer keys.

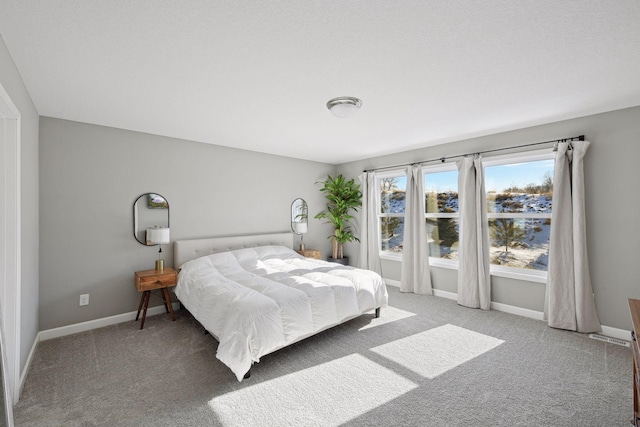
[{"left": 15, "top": 287, "right": 631, "bottom": 426}]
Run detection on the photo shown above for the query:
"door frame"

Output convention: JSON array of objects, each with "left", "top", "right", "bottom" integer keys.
[{"left": 0, "top": 80, "right": 21, "bottom": 414}]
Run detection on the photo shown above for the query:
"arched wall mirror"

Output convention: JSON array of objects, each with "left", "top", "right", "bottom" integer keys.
[
  {"left": 291, "top": 198, "right": 308, "bottom": 250},
  {"left": 133, "top": 193, "right": 170, "bottom": 246}
]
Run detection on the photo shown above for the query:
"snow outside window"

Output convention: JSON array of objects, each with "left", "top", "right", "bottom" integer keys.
[
  {"left": 484, "top": 149, "right": 554, "bottom": 279},
  {"left": 424, "top": 164, "right": 459, "bottom": 266},
  {"left": 377, "top": 172, "right": 406, "bottom": 256}
]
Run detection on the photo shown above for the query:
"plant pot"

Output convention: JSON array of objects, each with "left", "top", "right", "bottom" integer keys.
[{"left": 327, "top": 256, "right": 349, "bottom": 266}]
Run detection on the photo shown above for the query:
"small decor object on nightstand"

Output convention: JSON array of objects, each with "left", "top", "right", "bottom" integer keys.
[
  {"left": 297, "top": 249, "right": 321, "bottom": 260},
  {"left": 135, "top": 267, "right": 177, "bottom": 330}
]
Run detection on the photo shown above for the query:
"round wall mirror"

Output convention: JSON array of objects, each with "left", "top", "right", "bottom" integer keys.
[
  {"left": 291, "top": 198, "right": 308, "bottom": 235},
  {"left": 133, "top": 193, "right": 170, "bottom": 246}
]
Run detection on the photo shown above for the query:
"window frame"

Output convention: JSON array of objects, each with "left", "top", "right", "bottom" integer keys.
[
  {"left": 376, "top": 169, "right": 407, "bottom": 260},
  {"left": 483, "top": 149, "right": 554, "bottom": 282},
  {"left": 423, "top": 162, "right": 460, "bottom": 269}
]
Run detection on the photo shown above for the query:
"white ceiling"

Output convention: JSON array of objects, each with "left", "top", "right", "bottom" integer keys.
[{"left": 1, "top": 1, "right": 639, "bottom": 164}]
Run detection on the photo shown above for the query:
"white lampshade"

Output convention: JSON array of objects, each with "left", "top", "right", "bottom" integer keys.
[
  {"left": 146, "top": 227, "right": 170, "bottom": 245},
  {"left": 293, "top": 222, "right": 308, "bottom": 234},
  {"left": 327, "top": 96, "right": 362, "bottom": 119}
]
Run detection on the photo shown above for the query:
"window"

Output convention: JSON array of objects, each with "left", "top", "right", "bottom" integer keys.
[
  {"left": 484, "top": 150, "right": 554, "bottom": 274},
  {"left": 424, "top": 165, "right": 459, "bottom": 263},
  {"left": 374, "top": 149, "right": 554, "bottom": 282},
  {"left": 376, "top": 166, "right": 460, "bottom": 261},
  {"left": 377, "top": 172, "right": 406, "bottom": 255}
]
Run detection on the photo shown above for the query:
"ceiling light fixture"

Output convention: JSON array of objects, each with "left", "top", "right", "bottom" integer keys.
[{"left": 326, "top": 96, "right": 362, "bottom": 119}]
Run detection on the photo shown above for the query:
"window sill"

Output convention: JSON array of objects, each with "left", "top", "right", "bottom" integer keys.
[
  {"left": 380, "top": 253, "right": 402, "bottom": 262},
  {"left": 489, "top": 267, "right": 547, "bottom": 284},
  {"left": 379, "top": 253, "right": 547, "bottom": 284}
]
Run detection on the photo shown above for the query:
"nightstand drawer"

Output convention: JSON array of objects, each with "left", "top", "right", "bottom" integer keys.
[{"left": 135, "top": 268, "right": 177, "bottom": 292}]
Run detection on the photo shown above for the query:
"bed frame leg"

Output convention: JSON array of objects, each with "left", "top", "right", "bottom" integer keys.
[
  {"left": 375, "top": 307, "right": 381, "bottom": 318},
  {"left": 243, "top": 369, "right": 251, "bottom": 379}
]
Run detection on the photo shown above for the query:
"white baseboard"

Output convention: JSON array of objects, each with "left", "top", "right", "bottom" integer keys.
[
  {"left": 432, "top": 288, "right": 457, "bottom": 301},
  {"left": 384, "top": 277, "right": 631, "bottom": 342},
  {"left": 384, "top": 279, "right": 400, "bottom": 288},
  {"left": 17, "top": 332, "right": 39, "bottom": 403},
  {"left": 18, "top": 302, "right": 180, "bottom": 402},
  {"left": 601, "top": 325, "right": 631, "bottom": 342},
  {"left": 490, "top": 301, "right": 545, "bottom": 321},
  {"left": 39, "top": 302, "right": 180, "bottom": 341}
]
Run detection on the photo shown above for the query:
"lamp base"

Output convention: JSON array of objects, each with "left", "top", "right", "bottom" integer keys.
[
  {"left": 155, "top": 259, "right": 164, "bottom": 271},
  {"left": 299, "top": 243, "right": 305, "bottom": 251}
]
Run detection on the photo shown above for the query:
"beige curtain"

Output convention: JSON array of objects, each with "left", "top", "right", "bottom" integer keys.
[
  {"left": 456, "top": 155, "right": 490, "bottom": 310},
  {"left": 358, "top": 172, "right": 381, "bottom": 273},
  {"left": 400, "top": 165, "right": 432, "bottom": 294},
  {"left": 544, "top": 140, "right": 601, "bottom": 332}
]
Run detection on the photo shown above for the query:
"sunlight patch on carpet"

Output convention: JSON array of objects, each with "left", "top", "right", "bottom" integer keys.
[
  {"left": 208, "top": 353, "right": 418, "bottom": 426},
  {"left": 359, "top": 306, "right": 416, "bottom": 331},
  {"left": 371, "top": 324, "right": 504, "bottom": 379}
]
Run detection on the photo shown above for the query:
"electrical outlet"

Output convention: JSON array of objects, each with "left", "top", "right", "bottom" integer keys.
[{"left": 79, "top": 294, "right": 89, "bottom": 306}]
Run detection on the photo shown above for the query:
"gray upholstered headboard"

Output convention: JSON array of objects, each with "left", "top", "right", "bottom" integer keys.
[{"left": 173, "top": 232, "right": 294, "bottom": 268}]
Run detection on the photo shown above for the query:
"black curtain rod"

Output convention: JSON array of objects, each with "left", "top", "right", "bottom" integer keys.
[{"left": 363, "top": 135, "right": 585, "bottom": 173}]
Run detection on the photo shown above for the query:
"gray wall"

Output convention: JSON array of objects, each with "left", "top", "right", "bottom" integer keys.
[
  {"left": 39, "top": 117, "right": 335, "bottom": 330},
  {"left": 0, "top": 36, "right": 40, "bottom": 376},
  {"left": 34, "top": 103, "right": 640, "bottom": 332},
  {"left": 337, "top": 106, "right": 640, "bottom": 331}
]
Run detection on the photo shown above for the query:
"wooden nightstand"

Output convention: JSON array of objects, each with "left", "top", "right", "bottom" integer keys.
[
  {"left": 297, "top": 249, "right": 321, "bottom": 259},
  {"left": 134, "top": 267, "right": 177, "bottom": 329}
]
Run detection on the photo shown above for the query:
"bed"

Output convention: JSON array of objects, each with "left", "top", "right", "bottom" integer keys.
[{"left": 173, "top": 232, "right": 388, "bottom": 381}]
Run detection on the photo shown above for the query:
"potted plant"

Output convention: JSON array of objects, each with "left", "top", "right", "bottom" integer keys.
[{"left": 315, "top": 174, "right": 362, "bottom": 264}]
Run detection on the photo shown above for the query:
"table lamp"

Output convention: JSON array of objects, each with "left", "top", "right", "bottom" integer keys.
[
  {"left": 292, "top": 221, "right": 307, "bottom": 251},
  {"left": 146, "top": 226, "right": 170, "bottom": 271}
]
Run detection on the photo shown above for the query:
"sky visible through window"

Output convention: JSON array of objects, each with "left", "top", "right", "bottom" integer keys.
[{"left": 423, "top": 160, "right": 554, "bottom": 193}]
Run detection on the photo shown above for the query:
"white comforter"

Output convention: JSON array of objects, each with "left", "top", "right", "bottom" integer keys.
[{"left": 175, "top": 245, "right": 388, "bottom": 381}]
